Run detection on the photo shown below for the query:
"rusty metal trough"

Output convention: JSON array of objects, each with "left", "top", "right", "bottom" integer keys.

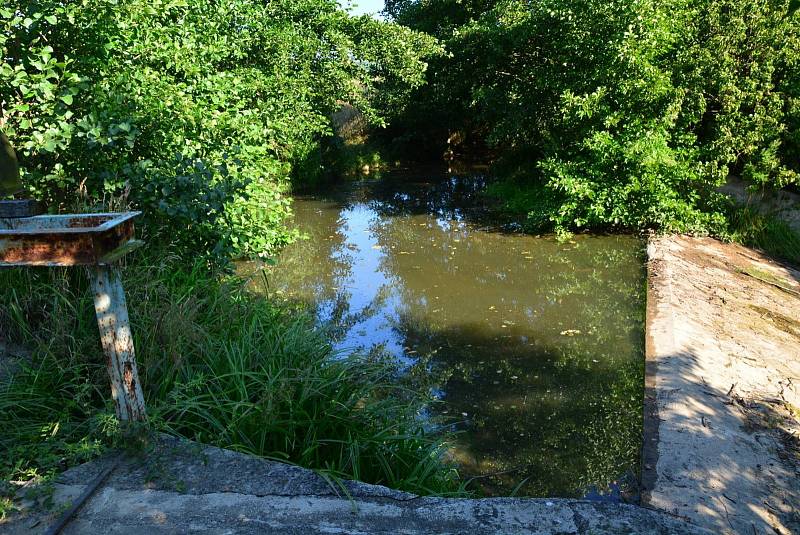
[
  {"left": 0, "top": 212, "right": 142, "bottom": 266},
  {"left": 1, "top": 209, "right": 147, "bottom": 422}
]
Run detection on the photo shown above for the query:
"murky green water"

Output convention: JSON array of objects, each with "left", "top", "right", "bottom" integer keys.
[{"left": 248, "top": 167, "right": 646, "bottom": 497}]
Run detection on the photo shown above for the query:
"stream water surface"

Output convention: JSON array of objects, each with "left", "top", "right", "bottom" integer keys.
[{"left": 249, "top": 167, "right": 646, "bottom": 497}]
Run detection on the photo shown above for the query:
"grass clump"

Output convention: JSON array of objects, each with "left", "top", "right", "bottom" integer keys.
[
  {"left": 725, "top": 207, "right": 800, "bottom": 266},
  {"left": 0, "top": 250, "right": 463, "bottom": 501}
]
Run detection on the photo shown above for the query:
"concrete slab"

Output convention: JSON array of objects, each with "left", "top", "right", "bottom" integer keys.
[
  {"left": 2, "top": 435, "right": 709, "bottom": 534},
  {"left": 643, "top": 235, "right": 800, "bottom": 534}
]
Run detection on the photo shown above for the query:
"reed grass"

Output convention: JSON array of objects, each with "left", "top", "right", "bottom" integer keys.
[{"left": 0, "top": 250, "right": 463, "bottom": 497}]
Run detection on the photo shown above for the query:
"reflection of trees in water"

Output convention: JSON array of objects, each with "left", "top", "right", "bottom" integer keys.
[
  {"left": 266, "top": 173, "right": 647, "bottom": 498},
  {"left": 267, "top": 201, "right": 352, "bottom": 301},
  {"left": 399, "top": 322, "right": 643, "bottom": 498},
  {"left": 324, "top": 285, "right": 393, "bottom": 344},
  {"left": 266, "top": 199, "right": 397, "bottom": 347},
  {"left": 370, "top": 212, "right": 646, "bottom": 497},
  {"left": 364, "top": 172, "right": 493, "bottom": 224}
]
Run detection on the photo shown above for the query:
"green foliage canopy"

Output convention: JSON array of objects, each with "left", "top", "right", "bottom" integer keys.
[
  {"left": 390, "top": 0, "right": 800, "bottom": 234},
  {"left": 0, "top": 0, "right": 440, "bottom": 258}
]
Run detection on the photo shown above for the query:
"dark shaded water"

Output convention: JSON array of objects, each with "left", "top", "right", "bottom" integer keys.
[{"left": 248, "top": 167, "right": 646, "bottom": 497}]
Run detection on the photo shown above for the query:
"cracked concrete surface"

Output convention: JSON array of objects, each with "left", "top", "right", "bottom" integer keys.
[
  {"left": 2, "top": 435, "right": 708, "bottom": 534},
  {"left": 643, "top": 235, "right": 800, "bottom": 534}
]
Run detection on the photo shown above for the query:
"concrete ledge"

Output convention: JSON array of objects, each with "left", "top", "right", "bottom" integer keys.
[
  {"left": 642, "top": 235, "right": 800, "bottom": 534},
  {"left": 3, "top": 435, "right": 709, "bottom": 534}
]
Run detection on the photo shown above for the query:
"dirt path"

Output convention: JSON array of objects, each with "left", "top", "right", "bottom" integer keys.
[{"left": 643, "top": 235, "right": 800, "bottom": 534}]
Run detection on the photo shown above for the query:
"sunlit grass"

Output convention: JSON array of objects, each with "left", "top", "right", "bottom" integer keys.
[{"left": 0, "top": 250, "right": 464, "bottom": 499}]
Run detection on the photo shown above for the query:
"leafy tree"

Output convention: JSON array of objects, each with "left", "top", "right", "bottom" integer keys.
[
  {"left": 0, "top": 0, "right": 440, "bottom": 258},
  {"left": 390, "top": 0, "right": 800, "bottom": 234}
]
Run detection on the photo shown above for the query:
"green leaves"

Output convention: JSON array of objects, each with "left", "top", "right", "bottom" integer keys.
[
  {"left": 394, "top": 0, "right": 800, "bottom": 234},
  {"left": 1, "top": 0, "right": 437, "bottom": 261}
]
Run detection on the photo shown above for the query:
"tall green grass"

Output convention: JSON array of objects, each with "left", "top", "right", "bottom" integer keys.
[
  {"left": 726, "top": 207, "right": 800, "bottom": 266},
  {"left": 0, "top": 251, "right": 462, "bottom": 496}
]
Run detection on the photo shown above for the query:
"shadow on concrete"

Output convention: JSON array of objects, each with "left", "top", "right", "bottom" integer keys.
[
  {"left": 642, "top": 237, "right": 800, "bottom": 534},
  {"left": 642, "top": 347, "right": 799, "bottom": 533}
]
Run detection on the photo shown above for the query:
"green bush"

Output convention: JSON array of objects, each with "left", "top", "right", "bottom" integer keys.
[
  {"left": 390, "top": 0, "right": 800, "bottom": 235},
  {"left": 0, "top": 0, "right": 439, "bottom": 259},
  {"left": 0, "top": 253, "right": 462, "bottom": 496}
]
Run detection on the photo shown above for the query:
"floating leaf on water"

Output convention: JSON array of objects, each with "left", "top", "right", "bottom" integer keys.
[{"left": 560, "top": 329, "right": 581, "bottom": 336}]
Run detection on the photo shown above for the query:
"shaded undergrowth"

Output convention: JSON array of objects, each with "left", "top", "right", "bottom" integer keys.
[{"left": 726, "top": 206, "right": 800, "bottom": 266}]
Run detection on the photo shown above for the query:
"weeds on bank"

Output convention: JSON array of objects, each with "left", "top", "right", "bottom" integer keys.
[
  {"left": 726, "top": 207, "right": 800, "bottom": 266},
  {"left": 484, "top": 179, "right": 561, "bottom": 234},
  {"left": 0, "top": 251, "right": 464, "bottom": 502}
]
